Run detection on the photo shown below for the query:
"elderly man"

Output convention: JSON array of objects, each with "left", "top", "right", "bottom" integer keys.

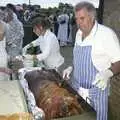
[{"left": 63, "top": 2, "right": 120, "bottom": 120}]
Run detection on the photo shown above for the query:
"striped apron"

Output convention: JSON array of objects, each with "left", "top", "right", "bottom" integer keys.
[{"left": 73, "top": 45, "right": 108, "bottom": 120}]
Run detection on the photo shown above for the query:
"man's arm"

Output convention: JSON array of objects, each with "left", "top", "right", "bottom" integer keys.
[{"left": 92, "top": 61, "right": 120, "bottom": 90}]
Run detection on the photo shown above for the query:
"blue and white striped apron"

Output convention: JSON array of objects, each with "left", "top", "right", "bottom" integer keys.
[{"left": 73, "top": 45, "right": 108, "bottom": 120}]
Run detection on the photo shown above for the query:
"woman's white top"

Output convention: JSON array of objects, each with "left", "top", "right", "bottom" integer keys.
[
  {"left": 0, "top": 21, "right": 9, "bottom": 80},
  {"left": 29, "top": 29, "right": 64, "bottom": 69},
  {"left": 75, "top": 21, "right": 120, "bottom": 72}
]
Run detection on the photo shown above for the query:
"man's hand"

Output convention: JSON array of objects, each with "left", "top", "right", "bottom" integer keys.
[
  {"left": 62, "top": 66, "right": 73, "bottom": 80},
  {"left": 78, "top": 87, "right": 90, "bottom": 104},
  {"left": 92, "top": 69, "right": 113, "bottom": 90}
]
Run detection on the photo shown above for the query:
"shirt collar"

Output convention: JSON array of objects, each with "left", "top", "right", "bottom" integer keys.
[
  {"left": 77, "top": 21, "right": 98, "bottom": 45},
  {"left": 41, "top": 29, "right": 50, "bottom": 37},
  {"left": 38, "top": 29, "right": 50, "bottom": 39},
  {"left": 79, "top": 20, "right": 98, "bottom": 39},
  {"left": 89, "top": 20, "right": 98, "bottom": 38}
]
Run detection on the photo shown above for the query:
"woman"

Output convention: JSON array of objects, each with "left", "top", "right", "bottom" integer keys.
[
  {"left": 23, "top": 17, "right": 64, "bottom": 72},
  {"left": 4, "top": 8, "right": 24, "bottom": 57},
  {"left": 4, "top": 8, "right": 24, "bottom": 80},
  {"left": 0, "top": 10, "right": 11, "bottom": 80}
]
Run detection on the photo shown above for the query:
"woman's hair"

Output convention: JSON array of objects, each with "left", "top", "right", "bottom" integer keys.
[
  {"left": 4, "top": 8, "right": 13, "bottom": 23},
  {"left": 32, "top": 16, "right": 51, "bottom": 30},
  {"left": 6, "top": 3, "right": 17, "bottom": 14},
  {"left": 74, "top": 2, "right": 96, "bottom": 21},
  {"left": 0, "top": 9, "right": 5, "bottom": 21}
]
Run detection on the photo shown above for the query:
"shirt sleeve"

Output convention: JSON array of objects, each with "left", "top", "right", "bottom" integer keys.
[
  {"left": 91, "top": 26, "right": 120, "bottom": 71},
  {"left": 103, "top": 29, "right": 120, "bottom": 63}
]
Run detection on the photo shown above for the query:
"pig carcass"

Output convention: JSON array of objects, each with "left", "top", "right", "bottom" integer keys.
[{"left": 24, "top": 68, "right": 84, "bottom": 120}]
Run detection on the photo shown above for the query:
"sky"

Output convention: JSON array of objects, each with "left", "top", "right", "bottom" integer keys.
[{"left": 0, "top": 0, "right": 99, "bottom": 8}]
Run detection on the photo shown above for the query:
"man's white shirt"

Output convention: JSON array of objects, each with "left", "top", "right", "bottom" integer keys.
[{"left": 75, "top": 21, "right": 120, "bottom": 72}]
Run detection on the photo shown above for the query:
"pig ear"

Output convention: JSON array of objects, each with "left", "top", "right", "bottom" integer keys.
[
  {"left": 24, "top": 72, "right": 29, "bottom": 79},
  {"left": 41, "top": 67, "right": 46, "bottom": 71},
  {"left": 24, "top": 71, "right": 32, "bottom": 79}
]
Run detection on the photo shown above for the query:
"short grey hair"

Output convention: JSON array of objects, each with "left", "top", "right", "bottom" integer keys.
[{"left": 74, "top": 2, "right": 97, "bottom": 21}]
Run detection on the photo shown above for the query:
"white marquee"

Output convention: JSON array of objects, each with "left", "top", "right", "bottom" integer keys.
[{"left": 0, "top": 0, "right": 100, "bottom": 8}]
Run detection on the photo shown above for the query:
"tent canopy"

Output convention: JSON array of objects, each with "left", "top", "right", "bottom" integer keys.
[{"left": 0, "top": 0, "right": 99, "bottom": 8}]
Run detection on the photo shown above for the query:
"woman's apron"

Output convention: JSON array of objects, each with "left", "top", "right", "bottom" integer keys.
[{"left": 73, "top": 45, "right": 108, "bottom": 120}]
